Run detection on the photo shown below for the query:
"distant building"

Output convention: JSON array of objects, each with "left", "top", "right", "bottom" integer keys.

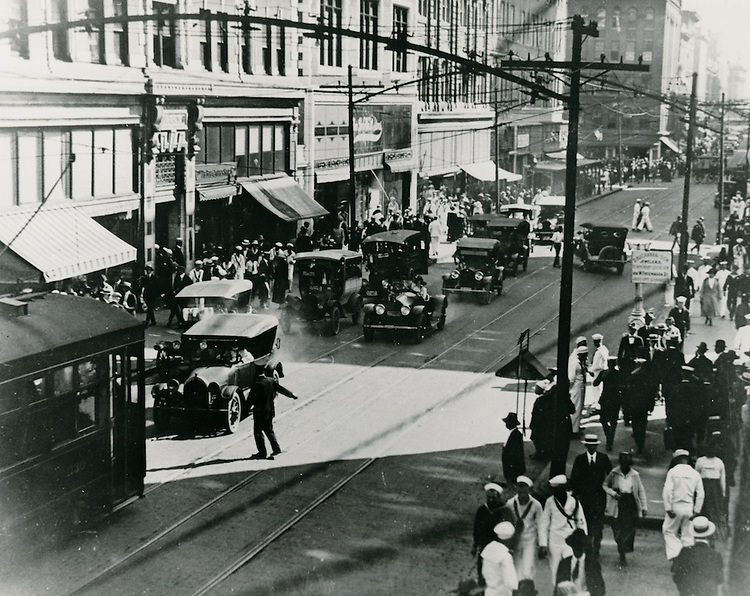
[
  {"left": 728, "top": 63, "right": 747, "bottom": 102},
  {"left": 565, "top": 0, "right": 682, "bottom": 161}
]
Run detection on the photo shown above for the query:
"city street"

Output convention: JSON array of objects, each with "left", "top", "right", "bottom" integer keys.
[{"left": 1, "top": 178, "right": 724, "bottom": 596}]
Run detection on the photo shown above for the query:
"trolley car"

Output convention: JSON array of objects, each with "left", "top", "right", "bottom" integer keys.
[{"left": 0, "top": 292, "right": 145, "bottom": 551}]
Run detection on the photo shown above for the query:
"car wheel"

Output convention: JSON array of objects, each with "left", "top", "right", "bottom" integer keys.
[
  {"left": 224, "top": 393, "right": 242, "bottom": 434},
  {"left": 363, "top": 314, "right": 375, "bottom": 342},
  {"left": 153, "top": 407, "right": 170, "bottom": 433},
  {"left": 351, "top": 298, "right": 363, "bottom": 325},
  {"left": 329, "top": 305, "right": 342, "bottom": 336},
  {"left": 280, "top": 311, "right": 292, "bottom": 334},
  {"left": 480, "top": 290, "right": 493, "bottom": 305}
]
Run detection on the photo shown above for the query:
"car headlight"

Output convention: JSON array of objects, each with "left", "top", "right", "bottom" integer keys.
[
  {"left": 375, "top": 304, "right": 386, "bottom": 315},
  {"left": 173, "top": 341, "right": 181, "bottom": 351},
  {"left": 381, "top": 279, "right": 389, "bottom": 288},
  {"left": 199, "top": 340, "right": 208, "bottom": 351},
  {"left": 400, "top": 305, "right": 410, "bottom": 316},
  {"left": 154, "top": 343, "right": 162, "bottom": 352},
  {"left": 474, "top": 271, "right": 484, "bottom": 281},
  {"left": 450, "top": 270, "right": 459, "bottom": 279}
]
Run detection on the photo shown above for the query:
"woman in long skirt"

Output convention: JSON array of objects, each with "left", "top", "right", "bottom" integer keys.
[
  {"left": 695, "top": 443, "right": 727, "bottom": 538},
  {"left": 700, "top": 268, "right": 723, "bottom": 325},
  {"left": 271, "top": 254, "right": 289, "bottom": 305},
  {"left": 603, "top": 452, "right": 648, "bottom": 567}
]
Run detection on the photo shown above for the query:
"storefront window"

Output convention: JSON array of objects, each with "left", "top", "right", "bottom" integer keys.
[
  {"left": 248, "top": 126, "right": 261, "bottom": 176},
  {"left": 71, "top": 129, "right": 93, "bottom": 199},
  {"left": 114, "top": 128, "right": 134, "bottom": 194},
  {"left": 221, "top": 125, "right": 234, "bottom": 162},
  {"left": 262, "top": 125, "right": 274, "bottom": 174},
  {"left": 205, "top": 126, "right": 221, "bottom": 164},
  {"left": 0, "top": 132, "right": 16, "bottom": 208},
  {"left": 16, "top": 131, "right": 41, "bottom": 204},
  {"left": 235, "top": 126, "right": 246, "bottom": 166},
  {"left": 43, "top": 130, "right": 68, "bottom": 202},
  {"left": 94, "top": 128, "right": 115, "bottom": 197},
  {"left": 274, "top": 126, "right": 287, "bottom": 173}
]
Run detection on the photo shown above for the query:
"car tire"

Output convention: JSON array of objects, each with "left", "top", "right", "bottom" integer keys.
[
  {"left": 329, "top": 305, "right": 342, "bottom": 336},
  {"left": 363, "top": 314, "right": 375, "bottom": 342},
  {"left": 224, "top": 393, "right": 242, "bottom": 434},
  {"left": 351, "top": 298, "right": 363, "bottom": 325},
  {"left": 153, "top": 407, "right": 170, "bottom": 433}
]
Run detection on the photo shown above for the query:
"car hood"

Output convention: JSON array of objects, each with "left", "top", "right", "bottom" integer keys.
[
  {"left": 187, "top": 364, "right": 240, "bottom": 386},
  {"left": 393, "top": 292, "right": 420, "bottom": 307}
]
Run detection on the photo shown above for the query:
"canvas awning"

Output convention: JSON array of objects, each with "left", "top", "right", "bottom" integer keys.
[
  {"left": 238, "top": 174, "right": 328, "bottom": 221},
  {"left": 660, "top": 136, "right": 681, "bottom": 154},
  {"left": 460, "top": 161, "right": 522, "bottom": 182},
  {"left": 315, "top": 167, "right": 350, "bottom": 184},
  {"left": 0, "top": 200, "right": 137, "bottom": 282},
  {"left": 384, "top": 156, "right": 418, "bottom": 173},
  {"left": 197, "top": 184, "right": 238, "bottom": 202}
]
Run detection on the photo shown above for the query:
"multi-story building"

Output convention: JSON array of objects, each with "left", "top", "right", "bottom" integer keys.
[
  {"left": 0, "top": 0, "right": 321, "bottom": 288},
  {"left": 298, "top": 0, "right": 419, "bottom": 225},
  {"left": 493, "top": 0, "right": 569, "bottom": 179},
  {"left": 414, "top": 0, "right": 498, "bottom": 201},
  {"left": 565, "top": 0, "right": 682, "bottom": 161}
]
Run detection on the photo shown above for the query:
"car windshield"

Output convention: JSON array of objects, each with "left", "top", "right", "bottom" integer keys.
[
  {"left": 298, "top": 261, "right": 335, "bottom": 293},
  {"left": 456, "top": 252, "right": 490, "bottom": 269},
  {"left": 183, "top": 328, "right": 276, "bottom": 364},
  {"left": 539, "top": 205, "right": 565, "bottom": 220}
]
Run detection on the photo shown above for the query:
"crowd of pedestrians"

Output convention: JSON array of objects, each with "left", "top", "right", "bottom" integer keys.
[{"left": 471, "top": 258, "right": 742, "bottom": 594}]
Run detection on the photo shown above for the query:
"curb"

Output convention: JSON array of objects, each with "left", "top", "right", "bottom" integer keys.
[{"left": 577, "top": 186, "right": 624, "bottom": 207}]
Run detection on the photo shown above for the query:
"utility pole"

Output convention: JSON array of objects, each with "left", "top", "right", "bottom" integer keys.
[
  {"left": 678, "top": 72, "right": 698, "bottom": 274},
  {"left": 347, "top": 64, "right": 356, "bottom": 226},
  {"left": 718, "top": 92, "right": 725, "bottom": 244},
  {"left": 495, "top": 84, "right": 501, "bottom": 210},
  {"left": 552, "top": 15, "right": 598, "bottom": 460},
  {"left": 618, "top": 112, "right": 624, "bottom": 186}
]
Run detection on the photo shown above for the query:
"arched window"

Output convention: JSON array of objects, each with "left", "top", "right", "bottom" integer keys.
[
  {"left": 627, "top": 7, "right": 637, "bottom": 22},
  {"left": 645, "top": 8, "right": 655, "bottom": 20},
  {"left": 611, "top": 9, "right": 621, "bottom": 29},
  {"left": 597, "top": 7, "right": 606, "bottom": 28}
]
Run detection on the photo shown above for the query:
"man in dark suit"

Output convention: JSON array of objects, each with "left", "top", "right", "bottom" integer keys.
[
  {"left": 501, "top": 412, "right": 525, "bottom": 484},
  {"left": 167, "top": 265, "right": 192, "bottom": 326},
  {"left": 569, "top": 434, "right": 612, "bottom": 558},
  {"left": 250, "top": 365, "right": 297, "bottom": 459},
  {"left": 173, "top": 237, "right": 186, "bottom": 268},
  {"left": 140, "top": 265, "right": 161, "bottom": 326},
  {"left": 617, "top": 322, "right": 645, "bottom": 375},
  {"left": 672, "top": 516, "right": 723, "bottom": 595}
]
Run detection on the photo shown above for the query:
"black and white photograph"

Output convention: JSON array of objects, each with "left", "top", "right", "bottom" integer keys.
[{"left": 0, "top": 0, "right": 748, "bottom": 594}]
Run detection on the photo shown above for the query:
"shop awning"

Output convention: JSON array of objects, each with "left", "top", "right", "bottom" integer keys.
[
  {"left": 197, "top": 184, "right": 238, "bottom": 202},
  {"left": 545, "top": 150, "right": 584, "bottom": 160},
  {"left": 384, "top": 156, "right": 418, "bottom": 173},
  {"left": 315, "top": 167, "right": 350, "bottom": 184},
  {"left": 238, "top": 174, "right": 328, "bottom": 221},
  {"left": 0, "top": 200, "right": 137, "bottom": 282},
  {"left": 460, "top": 161, "right": 523, "bottom": 182},
  {"left": 660, "top": 136, "right": 681, "bottom": 154}
]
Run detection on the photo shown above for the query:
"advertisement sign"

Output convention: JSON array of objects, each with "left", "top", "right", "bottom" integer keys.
[{"left": 631, "top": 249, "right": 672, "bottom": 284}]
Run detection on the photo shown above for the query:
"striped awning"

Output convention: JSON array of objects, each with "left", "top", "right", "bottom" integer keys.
[
  {"left": 238, "top": 174, "right": 328, "bottom": 221},
  {"left": 197, "top": 184, "right": 239, "bottom": 202},
  {"left": 0, "top": 200, "right": 137, "bottom": 282}
]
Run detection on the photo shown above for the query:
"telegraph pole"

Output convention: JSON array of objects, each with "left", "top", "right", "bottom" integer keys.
[
  {"left": 719, "top": 92, "right": 725, "bottom": 244},
  {"left": 347, "top": 64, "right": 356, "bottom": 226},
  {"left": 678, "top": 73, "right": 698, "bottom": 273}
]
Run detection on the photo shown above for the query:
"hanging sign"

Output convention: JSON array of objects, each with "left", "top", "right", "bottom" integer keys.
[{"left": 631, "top": 249, "right": 672, "bottom": 284}]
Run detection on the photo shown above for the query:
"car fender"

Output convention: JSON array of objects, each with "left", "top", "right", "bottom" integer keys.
[
  {"left": 481, "top": 276, "right": 493, "bottom": 288},
  {"left": 362, "top": 302, "right": 377, "bottom": 314},
  {"left": 411, "top": 304, "right": 426, "bottom": 317},
  {"left": 220, "top": 384, "right": 241, "bottom": 403},
  {"left": 433, "top": 295, "right": 447, "bottom": 313}
]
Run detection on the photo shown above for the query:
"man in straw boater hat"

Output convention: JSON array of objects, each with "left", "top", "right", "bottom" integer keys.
[
  {"left": 671, "top": 516, "right": 724, "bottom": 595},
  {"left": 472, "top": 483, "right": 517, "bottom": 586},
  {"left": 539, "top": 475, "right": 587, "bottom": 585},
  {"left": 662, "top": 449, "right": 705, "bottom": 561},
  {"left": 479, "top": 521, "right": 519, "bottom": 596},
  {"left": 568, "top": 343, "right": 590, "bottom": 435},
  {"left": 570, "top": 434, "right": 612, "bottom": 558},
  {"left": 505, "top": 476, "right": 543, "bottom": 596}
]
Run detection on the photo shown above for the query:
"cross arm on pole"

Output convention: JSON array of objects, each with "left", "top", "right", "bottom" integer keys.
[{"left": 500, "top": 60, "right": 650, "bottom": 73}]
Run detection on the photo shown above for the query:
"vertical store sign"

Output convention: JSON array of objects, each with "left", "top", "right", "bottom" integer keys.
[{"left": 152, "top": 109, "right": 189, "bottom": 154}]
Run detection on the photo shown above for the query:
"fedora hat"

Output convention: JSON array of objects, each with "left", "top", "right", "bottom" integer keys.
[
  {"left": 502, "top": 412, "right": 520, "bottom": 426},
  {"left": 581, "top": 433, "right": 601, "bottom": 445}
]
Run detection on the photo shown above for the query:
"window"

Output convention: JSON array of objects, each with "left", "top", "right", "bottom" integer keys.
[
  {"left": 112, "top": 0, "right": 129, "bottom": 65},
  {"left": 624, "top": 41, "right": 635, "bottom": 62},
  {"left": 248, "top": 126, "right": 261, "bottom": 176},
  {"left": 216, "top": 13, "right": 229, "bottom": 72},
  {"left": 360, "top": 1, "right": 378, "bottom": 70},
  {"left": 609, "top": 40, "right": 620, "bottom": 62},
  {"left": 51, "top": 0, "right": 70, "bottom": 61},
  {"left": 596, "top": 7, "right": 606, "bottom": 28},
  {"left": 263, "top": 25, "right": 272, "bottom": 74},
  {"left": 220, "top": 125, "right": 234, "bottom": 162},
  {"left": 82, "top": 0, "right": 105, "bottom": 64},
  {"left": 645, "top": 8, "right": 654, "bottom": 21},
  {"left": 94, "top": 128, "right": 115, "bottom": 196},
  {"left": 594, "top": 40, "right": 605, "bottom": 60},
  {"left": 392, "top": 5, "right": 408, "bottom": 73},
  {"left": 72, "top": 129, "right": 93, "bottom": 198},
  {"left": 627, "top": 8, "right": 637, "bottom": 22},
  {"left": 199, "top": 10, "right": 212, "bottom": 70},
  {"left": 0, "top": 132, "right": 15, "bottom": 208},
  {"left": 43, "top": 130, "right": 68, "bottom": 202},
  {"left": 241, "top": 19, "right": 253, "bottom": 74},
  {"left": 76, "top": 360, "right": 101, "bottom": 432},
  {"left": 262, "top": 125, "right": 274, "bottom": 174},
  {"left": 235, "top": 126, "right": 246, "bottom": 172},
  {"left": 274, "top": 125, "right": 287, "bottom": 173},
  {"left": 611, "top": 9, "right": 620, "bottom": 29},
  {"left": 320, "top": 0, "right": 342, "bottom": 67},
  {"left": 153, "top": 2, "right": 176, "bottom": 67},
  {"left": 277, "top": 25, "right": 286, "bottom": 75},
  {"left": 8, "top": 0, "right": 29, "bottom": 58},
  {"left": 114, "top": 128, "right": 134, "bottom": 195},
  {"left": 16, "top": 131, "right": 41, "bottom": 204},
  {"left": 205, "top": 126, "right": 221, "bottom": 164}
]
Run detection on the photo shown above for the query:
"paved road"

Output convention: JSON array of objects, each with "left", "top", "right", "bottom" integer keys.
[{"left": 3, "top": 179, "right": 721, "bottom": 595}]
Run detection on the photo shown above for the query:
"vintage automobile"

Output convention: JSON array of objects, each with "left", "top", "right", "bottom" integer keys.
[
  {"left": 575, "top": 223, "right": 629, "bottom": 274},
  {"left": 361, "top": 229, "right": 429, "bottom": 301},
  {"left": 361, "top": 280, "right": 447, "bottom": 343},
  {"left": 151, "top": 313, "right": 283, "bottom": 434},
  {"left": 533, "top": 195, "right": 566, "bottom": 242},
  {"left": 176, "top": 279, "right": 254, "bottom": 325},
  {"left": 442, "top": 238, "right": 504, "bottom": 304},
  {"left": 499, "top": 203, "right": 538, "bottom": 221},
  {"left": 280, "top": 249, "right": 363, "bottom": 336},
  {"left": 484, "top": 217, "right": 530, "bottom": 275},
  {"left": 694, "top": 155, "right": 719, "bottom": 184}
]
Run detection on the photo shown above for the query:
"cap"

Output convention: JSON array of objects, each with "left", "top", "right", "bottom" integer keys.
[
  {"left": 275, "top": 242, "right": 283, "bottom": 248},
  {"left": 692, "top": 516, "right": 716, "bottom": 538},
  {"left": 673, "top": 449, "right": 690, "bottom": 458},
  {"left": 235, "top": 245, "right": 243, "bottom": 251},
  {"left": 121, "top": 281, "right": 131, "bottom": 288},
  {"left": 494, "top": 521, "right": 516, "bottom": 540},
  {"left": 581, "top": 433, "right": 601, "bottom": 445},
  {"left": 516, "top": 475, "right": 533, "bottom": 487},
  {"left": 575, "top": 346, "right": 589, "bottom": 355},
  {"left": 194, "top": 259, "right": 203, "bottom": 265},
  {"left": 681, "top": 365, "right": 695, "bottom": 372},
  {"left": 242, "top": 239, "right": 250, "bottom": 246},
  {"left": 607, "top": 356, "right": 618, "bottom": 362},
  {"left": 251, "top": 240, "right": 259, "bottom": 246},
  {"left": 483, "top": 482, "right": 504, "bottom": 495},
  {"left": 575, "top": 336, "right": 587, "bottom": 346},
  {"left": 549, "top": 474, "right": 567, "bottom": 487},
  {"left": 633, "top": 357, "right": 647, "bottom": 364},
  {"left": 144, "top": 264, "right": 154, "bottom": 271},
  {"left": 592, "top": 333, "right": 603, "bottom": 341}
]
